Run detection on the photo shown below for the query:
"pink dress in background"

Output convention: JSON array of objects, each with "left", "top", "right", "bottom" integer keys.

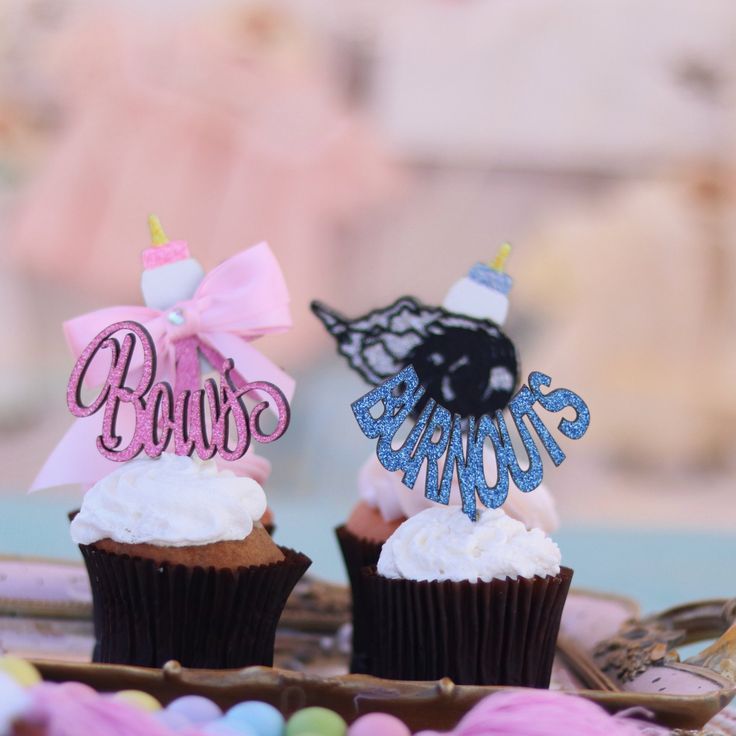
[{"left": 7, "top": 5, "right": 400, "bottom": 361}]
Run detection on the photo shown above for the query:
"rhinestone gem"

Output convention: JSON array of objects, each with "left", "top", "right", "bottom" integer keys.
[{"left": 167, "top": 308, "right": 185, "bottom": 326}]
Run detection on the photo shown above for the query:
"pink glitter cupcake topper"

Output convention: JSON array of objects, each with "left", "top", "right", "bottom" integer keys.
[
  {"left": 30, "top": 217, "right": 294, "bottom": 489},
  {"left": 141, "top": 240, "right": 190, "bottom": 269},
  {"left": 67, "top": 320, "right": 290, "bottom": 462}
]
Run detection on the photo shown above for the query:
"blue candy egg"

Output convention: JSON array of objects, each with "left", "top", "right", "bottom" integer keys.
[
  {"left": 202, "top": 722, "right": 252, "bottom": 736},
  {"left": 167, "top": 695, "right": 223, "bottom": 725},
  {"left": 199, "top": 718, "right": 249, "bottom": 736},
  {"left": 154, "top": 709, "right": 191, "bottom": 731},
  {"left": 225, "top": 701, "right": 284, "bottom": 736}
]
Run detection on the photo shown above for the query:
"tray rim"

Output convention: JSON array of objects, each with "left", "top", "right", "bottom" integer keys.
[{"left": 29, "top": 657, "right": 735, "bottom": 732}]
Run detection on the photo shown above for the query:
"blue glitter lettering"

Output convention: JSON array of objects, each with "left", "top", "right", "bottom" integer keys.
[{"left": 350, "top": 366, "right": 590, "bottom": 522}]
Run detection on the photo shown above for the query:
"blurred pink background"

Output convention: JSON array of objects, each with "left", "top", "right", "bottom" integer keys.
[{"left": 2, "top": 0, "right": 736, "bottom": 552}]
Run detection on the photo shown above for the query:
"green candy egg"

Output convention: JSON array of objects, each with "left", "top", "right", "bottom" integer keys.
[{"left": 285, "top": 707, "right": 346, "bottom": 736}]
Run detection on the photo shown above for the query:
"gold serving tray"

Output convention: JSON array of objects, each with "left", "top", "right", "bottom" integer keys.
[{"left": 0, "top": 556, "right": 734, "bottom": 732}]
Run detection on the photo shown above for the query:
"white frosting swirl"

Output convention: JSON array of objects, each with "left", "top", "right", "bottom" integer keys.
[
  {"left": 70, "top": 454, "right": 267, "bottom": 547},
  {"left": 358, "top": 453, "right": 559, "bottom": 534},
  {"left": 377, "top": 506, "right": 561, "bottom": 582}
]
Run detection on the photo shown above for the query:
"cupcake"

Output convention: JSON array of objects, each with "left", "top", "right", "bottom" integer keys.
[
  {"left": 361, "top": 505, "right": 572, "bottom": 686},
  {"left": 328, "top": 249, "right": 561, "bottom": 673},
  {"left": 70, "top": 453, "right": 311, "bottom": 669},
  {"left": 336, "top": 454, "right": 559, "bottom": 673}
]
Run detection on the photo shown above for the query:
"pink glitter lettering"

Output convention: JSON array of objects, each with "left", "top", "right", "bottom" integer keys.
[{"left": 67, "top": 321, "right": 290, "bottom": 462}]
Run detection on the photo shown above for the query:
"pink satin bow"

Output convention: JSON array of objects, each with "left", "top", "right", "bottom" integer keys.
[
  {"left": 64, "top": 241, "right": 294, "bottom": 398},
  {"left": 30, "top": 242, "right": 293, "bottom": 491}
]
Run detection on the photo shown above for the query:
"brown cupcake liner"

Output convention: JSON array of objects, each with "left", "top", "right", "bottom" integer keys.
[
  {"left": 79, "top": 543, "right": 311, "bottom": 669},
  {"left": 361, "top": 565, "right": 573, "bottom": 687},
  {"left": 334, "top": 525, "right": 384, "bottom": 674},
  {"left": 70, "top": 508, "right": 277, "bottom": 662},
  {"left": 68, "top": 510, "right": 104, "bottom": 661}
]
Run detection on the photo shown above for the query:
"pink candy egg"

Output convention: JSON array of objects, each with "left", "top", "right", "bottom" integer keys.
[{"left": 349, "top": 713, "right": 412, "bottom": 736}]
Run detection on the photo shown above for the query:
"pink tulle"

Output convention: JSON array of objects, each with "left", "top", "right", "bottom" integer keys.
[
  {"left": 415, "top": 690, "right": 669, "bottom": 736},
  {"left": 16, "top": 682, "right": 673, "bottom": 735},
  {"left": 23, "top": 682, "right": 174, "bottom": 736}
]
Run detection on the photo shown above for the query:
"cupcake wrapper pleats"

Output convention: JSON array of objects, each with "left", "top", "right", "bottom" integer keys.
[
  {"left": 334, "top": 525, "right": 383, "bottom": 674},
  {"left": 79, "top": 544, "right": 311, "bottom": 669},
  {"left": 362, "top": 565, "right": 573, "bottom": 686}
]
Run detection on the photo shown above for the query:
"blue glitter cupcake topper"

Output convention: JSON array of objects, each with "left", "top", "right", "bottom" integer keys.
[
  {"left": 351, "top": 365, "right": 589, "bottom": 521},
  {"left": 312, "top": 243, "right": 590, "bottom": 521},
  {"left": 468, "top": 262, "right": 513, "bottom": 295}
]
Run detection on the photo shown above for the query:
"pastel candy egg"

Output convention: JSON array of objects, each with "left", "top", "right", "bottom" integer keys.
[
  {"left": 202, "top": 722, "right": 250, "bottom": 735},
  {"left": 285, "top": 707, "right": 346, "bottom": 736},
  {"left": 225, "top": 701, "right": 284, "bottom": 736},
  {"left": 349, "top": 713, "right": 411, "bottom": 736},
  {"left": 167, "top": 695, "right": 223, "bottom": 724},
  {"left": 155, "top": 709, "right": 192, "bottom": 730},
  {"left": 113, "top": 690, "right": 161, "bottom": 712},
  {"left": 0, "top": 656, "right": 41, "bottom": 687},
  {"left": 0, "top": 672, "right": 30, "bottom": 729}
]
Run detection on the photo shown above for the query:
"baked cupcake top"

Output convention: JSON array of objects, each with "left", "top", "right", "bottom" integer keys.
[
  {"left": 376, "top": 505, "right": 561, "bottom": 583},
  {"left": 70, "top": 453, "right": 267, "bottom": 548}
]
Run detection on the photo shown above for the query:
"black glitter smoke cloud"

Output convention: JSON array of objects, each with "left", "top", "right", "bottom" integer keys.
[{"left": 311, "top": 296, "right": 519, "bottom": 417}]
